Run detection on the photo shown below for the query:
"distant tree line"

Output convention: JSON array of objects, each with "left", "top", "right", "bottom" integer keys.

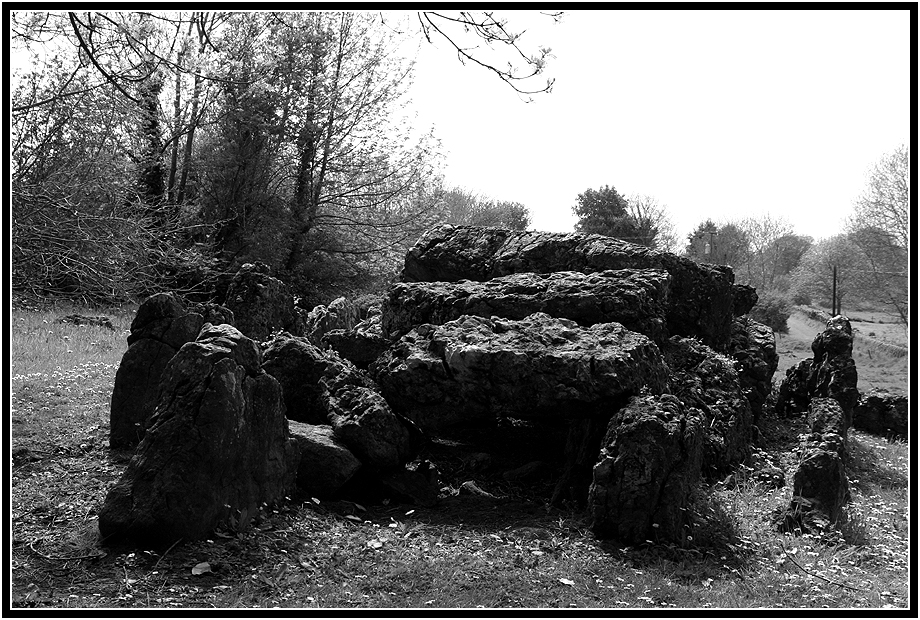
[{"left": 570, "top": 145, "right": 909, "bottom": 327}]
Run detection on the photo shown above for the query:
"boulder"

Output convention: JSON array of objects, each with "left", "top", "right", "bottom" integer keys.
[
  {"left": 807, "top": 397, "right": 848, "bottom": 445},
  {"left": 853, "top": 389, "right": 908, "bottom": 439},
  {"left": 589, "top": 394, "right": 704, "bottom": 543},
  {"left": 99, "top": 324, "right": 291, "bottom": 548},
  {"left": 381, "top": 269, "right": 671, "bottom": 344},
  {"left": 321, "top": 313, "right": 391, "bottom": 368},
  {"left": 322, "top": 361, "right": 423, "bottom": 472},
  {"left": 371, "top": 312, "right": 669, "bottom": 432},
  {"left": 110, "top": 292, "right": 234, "bottom": 450},
  {"left": 400, "top": 225, "right": 738, "bottom": 350},
  {"left": 224, "top": 262, "right": 300, "bottom": 340},
  {"left": 728, "top": 316, "right": 779, "bottom": 425},
  {"left": 261, "top": 334, "right": 342, "bottom": 424},
  {"left": 663, "top": 336, "right": 753, "bottom": 474},
  {"left": 776, "top": 316, "right": 858, "bottom": 424},
  {"left": 304, "top": 297, "right": 359, "bottom": 346},
  {"left": 287, "top": 422, "right": 362, "bottom": 497}
]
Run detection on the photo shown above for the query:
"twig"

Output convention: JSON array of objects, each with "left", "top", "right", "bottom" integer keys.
[
  {"left": 781, "top": 542, "right": 864, "bottom": 592},
  {"left": 28, "top": 539, "right": 105, "bottom": 562},
  {"left": 153, "top": 537, "right": 183, "bottom": 570}
]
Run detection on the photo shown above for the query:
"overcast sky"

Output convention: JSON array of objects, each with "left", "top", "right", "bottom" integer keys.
[{"left": 406, "top": 9, "right": 910, "bottom": 248}]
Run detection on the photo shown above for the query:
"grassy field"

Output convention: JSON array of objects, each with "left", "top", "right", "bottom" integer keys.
[{"left": 8, "top": 298, "right": 911, "bottom": 610}]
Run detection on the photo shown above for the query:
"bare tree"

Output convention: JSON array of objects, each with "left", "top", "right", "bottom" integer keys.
[{"left": 625, "top": 194, "right": 677, "bottom": 251}]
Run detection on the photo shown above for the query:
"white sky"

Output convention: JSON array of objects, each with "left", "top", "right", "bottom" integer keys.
[{"left": 406, "top": 9, "right": 910, "bottom": 247}]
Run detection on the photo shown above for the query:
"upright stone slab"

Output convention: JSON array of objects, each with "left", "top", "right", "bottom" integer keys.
[
  {"left": 853, "top": 389, "right": 908, "bottom": 439},
  {"left": 728, "top": 316, "right": 779, "bottom": 425},
  {"left": 589, "top": 394, "right": 704, "bottom": 543},
  {"left": 371, "top": 312, "right": 669, "bottom": 432},
  {"left": 99, "top": 324, "right": 290, "bottom": 548},
  {"left": 110, "top": 292, "right": 234, "bottom": 450},
  {"left": 381, "top": 269, "right": 671, "bottom": 344},
  {"left": 224, "top": 262, "right": 300, "bottom": 340},
  {"left": 400, "top": 225, "right": 738, "bottom": 350},
  {"left": 663, "top": 336, "right": 753, "bottom": 474}
]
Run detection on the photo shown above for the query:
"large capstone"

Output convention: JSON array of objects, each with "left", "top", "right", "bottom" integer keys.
[
  {"left": 589, "top": 394, "right": 704, "bottom": 543},
  {"left": 371, "top": 312, "right": 669, "bottom": 432},
  {"left": 400, "top": 225, "right": 738, "bottom": 349},
  {"left": 99, "top": 324, "right": 291, "bottom": 548},
  {"left": 110, "top": 292, "right": 234, "bottom": 450},
  {"left": 381, "top": 269, "right": 671, "bottom": 344}
]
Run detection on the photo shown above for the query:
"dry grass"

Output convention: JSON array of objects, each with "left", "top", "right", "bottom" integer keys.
[{"left": 7, "top": 298, "right": 911, "bottom": 610}]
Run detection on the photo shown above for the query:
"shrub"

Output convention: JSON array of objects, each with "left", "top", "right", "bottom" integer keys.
[{"left": 749, "top": 290, "right": 791, "bottom": 333}]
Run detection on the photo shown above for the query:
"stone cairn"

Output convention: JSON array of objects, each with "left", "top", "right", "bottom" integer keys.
[
  {"left": 103, "top": 226, "right": 779, "bottom": 548},
  {"left": 775, "top": 316, "right": 859, "bottom": 533}
]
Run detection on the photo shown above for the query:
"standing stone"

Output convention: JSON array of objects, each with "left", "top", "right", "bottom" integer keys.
[
  {"left": 110, "top": 292, "right": 234, "bottom": 450},
  {"left": 261, "top": 334, "right": 341, "bottom": 424},
  {"left": 589, "top": 394, "right": 704, "bottom": 543},
  {"left": 776, "top": 316, "right": 858, "bottom": 424},
  {"left": 224, "top": 262, "right": 300, "bottom": 340},
  {"left": 303, "top": 297, "right": 359, "bottom": 346},
  {"left": 99, "top": 324, "right": 291, "bottom": 548},
  {"left": 728, "top": 316, "right": 779, "bottom": 425},
  {"left": 663, "top": 336, "right": 753, "bottom": 474}
]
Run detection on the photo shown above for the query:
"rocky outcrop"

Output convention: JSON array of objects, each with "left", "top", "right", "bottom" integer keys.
[
  {"left": 663, "top": 336, "right": 753, "bottom": 474},
  {"left": 776, "top": 316, "right": 858, "bottom": 425},
  {"left": 321, "top": 312, "right": 390, "bottom": 368},
  {"left": 99, "top": 324, "right": 291, "bottom": 547},
  {"left": 304, "top": 297, "right": 359, "bottom": 346},
  {"left": 728, "top": 316, "right": 779, "bottom": 425},
  {"left": 110, "top": 292, "right": 234, "bottom": 450},
  {"left": 287, "top": 422, "right": 362, "bottom": 497},
  {"left": 371, "top": 312, "right": 669, "bottom": 432},
  {"left": 224, "top": 262, "right": 302, "bottom": 340},
  {"left": 780, "top": 398, "right": 849, "bottom": 533},
  {"left": 400, "top": 225, "right": 738, "bottom": 350},
  {"left": 732, "top": 284, "right": 758, "bottom": 316},
  {"left": 589, "top": 394, "right": 704, "bottom": 543},
  {"left": 381, "top": 269, "right": 671, "bottom": 344},
  {"left": 853, "top": 389, "right": 908, "bottom": 439}
]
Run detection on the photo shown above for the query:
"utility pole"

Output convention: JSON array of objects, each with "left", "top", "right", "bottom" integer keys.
[
  {"left": 700, "top": 227, "right": 718, "bottom": 263},
  {"left": 831, "top": 265, "right": 838, "bottom": 316}
]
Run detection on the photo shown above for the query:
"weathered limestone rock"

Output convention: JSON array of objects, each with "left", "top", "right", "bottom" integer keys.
[
  {"left": 381, "top": 269, "right": 671, "bottom": 344},
  {"left": 780, "top": 398, "right": 849, "bottom": 534},
  {"left": 371, "top": 312, "right": 669, "bottom": 432},
  {"left": 224, "top": 262, "right": 300, "bottom": 340},
  {"left": 776, "top": 316, "right": 858, "bottom": 424},
  {"left": 110, "top": 292, "right": 234, "bottom": 449},
  {"left": 728, "top": 316, "right": 779, "bottom": 425},
  {"left": 287, "top": 422, "right": 362, "bottom": 497},
  {"left": 732, "top": 284, "right": 758, "bottom": 316},
  {"left": 400, "top": 225, "right": 738, "bottom": 349},
  {"left": 304, "top": 297, "right": 359, "bottom": 346},
  {"left": 853, "top": 389, "right": 908, "bottom": 439},
  {"left": 261, "top": 334, "right": 342, "bottom": 424},
  {"left": 99, "top": 324, "right": 290, "bottom": 547},
  {"left": 663, "top": 336, "right": 753, "bottom": 474},
  {"left": 321, "top": 313, "right": 391, "bottom": 368},
  {"left": 322, "top": 361, "right": 423, "bottom": 472},
  {"left": 589, "top": 394, "right": 704, "bottom": 543}
]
